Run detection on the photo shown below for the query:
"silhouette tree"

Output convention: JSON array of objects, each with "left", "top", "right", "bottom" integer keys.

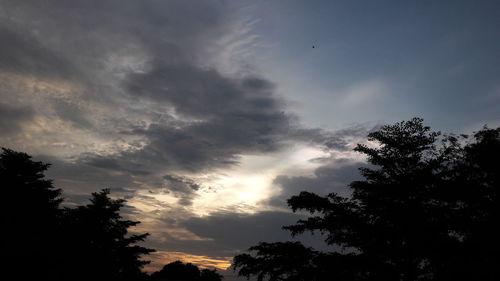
[
  {"left": 199, "top": 268, "right": 224, "bottom": 281},
  {"left": 151, "top": 261, "right": 200, "bottom": 281},
  {"left": 150, "top": 260, "right": 223, "bottom": 281},
  {"left": 0, "top": 148, "right": 154, "bottom": 280},
  {"left": 58, "top": 189, "right": 154, "bottom": 281},
  {"left": 233, "top": 241, "right": 321, "bottom": 281},
  {"left": 233, "top": 118, "right": 500, "bottom": 281},
  {"left": 434, "top": 127, "right": 500, "bottom": 280},
  {"left": 0, "top": 148, "right": 63, "bottom": 279}
]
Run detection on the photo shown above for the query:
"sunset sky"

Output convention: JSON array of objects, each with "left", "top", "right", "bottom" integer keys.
[{"left": 1, "top": 0, "right": 499, "bottom": 278}]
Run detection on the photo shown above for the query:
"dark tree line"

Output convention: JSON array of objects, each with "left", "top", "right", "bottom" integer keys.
[
  {"left": 233, "top": 118, "right": 500, "bottom": 281},
  {"left": 3, "top": 117, "right": 498, "bottom": 281},
  {"left": 0, "top": 148, "right": 223, "bottom": 281},
  {"left": 150, "top": 261, "right": 223, "bottom": 281}
]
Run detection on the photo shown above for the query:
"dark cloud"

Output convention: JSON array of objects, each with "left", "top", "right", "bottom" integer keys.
[
  {"left": 50, "top": 98, "right": 92, "bottom": 129},
  {"left": 35, "top": 155, "right": 139, "bottom": 203},
  {"left": 79, "top": 153, "right": 151, "bottom": 176},
  {"left": 0, "top": 0, "right": 232, "bottom": 72},
  {"left": 127, "top": 65, "right": 279, "bottom": 118},
  {"left": 324, "top": 124, "right": 380, "bottom": 150},
  {"left": 162, "top": 174, "right": 202, "bottom": 206},
  {"left": 148, "top": 211, "right": 330, "bottom": 258},
  {"left": 0, "top": 4, "right": 430, "bottom": 278},
  {"left": 163, "top": 175, "right": 201, "bottom": 191},
  {"left": 289, "top": 122, "right": 380, "bottom": 153},
  {"left": 115, "top": 106, "right": 292, "bottom": 173},
  {"left": 0, "top": 103, "right": 34, "bottom": 134},
  {"left": 269, "top": 160, "right": 367, "bottom": 208},
  {"left": 182, "top": 211, "right": 299, "bottom": 253},
  {"left": 0, "top": 0, "right": 303, "bottom": 175},
  {"left": 1, "top": 0, "right": 374, "bottom": 180},
  {"left": 0, "top": 25, "right": 76, "bottom": 79},
  {"left": 0, "top": 0, "right": 377, "bottom": 270}
]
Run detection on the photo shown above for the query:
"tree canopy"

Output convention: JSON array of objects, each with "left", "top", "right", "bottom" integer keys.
[
  {"left": 0, "top": 148, "right": 154, "bottom": 280},
  {"left": 0, "top": 148, "right": 63, "bottom": 279},
  {"left": 233, "top": 118, "right": 500, "bottom": 281},
  {"left": 58, "top": 189, "right": 154, "bottom": 281},
  {"left": 150, "top": 261, "right": 223, "bottom": 281},
  {"left": 0, "top": 147, "right": 225, "bottom": 280}
]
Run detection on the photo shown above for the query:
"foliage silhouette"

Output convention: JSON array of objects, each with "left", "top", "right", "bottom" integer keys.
[
  {"left": 150, "top": 260, "right": 223, "bottom": 281},
  {"left": 199, "top": 267, "right": 224, "bottom": 281},
  {"left": 0, "top": 148, "right": 153, "bottom": 281},
  {"left": 233, "top": 118, "right": 500, "bottom": 281},
  {"left": 0, "top": 148, "right": 63, "bottom": 279},
  {"left": 0, "top": 147, "right": 226, "bottom": 281},
  {"left": 57, "top": 189, "right": 154, "bottom": 281}
]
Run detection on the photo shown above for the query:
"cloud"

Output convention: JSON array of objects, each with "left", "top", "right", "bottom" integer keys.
[
  {"left": 35, "top": 155, "right": 139, "bottom": 203},
  {"left": 0, "top": 25, "right": 77, "bottom": 80},
  {"left": 145, "top": 251, "right": 233, "bottom": 272},
  {"left": 178, "top": 211, "right": 328, "bottom": 257},
  {"left": 50, "top": 98, "right": 92, "bottom": 129},
  {"left": 0, "top": 103, "right": 34, "bottom": 134},
  {"left": 0, "top": 0, "right": 375, "bottom": 188},
  {"left": 0, "top": 0, "right": 303, "bottom": 175},
  {"left": 164, "top": 175, "right": 201, "bottom": 192},
  {"left": 128, "top": 207, "right": 328, "bottom": 261},
  {"left": 269, "top": 160, "right": 366, "bottom": 209},
  {"left": 163, "top": 174, "right": 202, "bottom": 206},
  {"left": 153, "top": 159, "right": 370, "bottom": 261},
  {"left": 0, "top": 0, "right": 379, "bottom": 271},
  {"left": 109, "top": 71, "right": 293, "bottom": 173}
]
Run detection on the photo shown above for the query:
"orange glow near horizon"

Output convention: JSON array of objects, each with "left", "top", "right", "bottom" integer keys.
[{"left": 144, "top": 251, "right": 233, "bottom": 273}]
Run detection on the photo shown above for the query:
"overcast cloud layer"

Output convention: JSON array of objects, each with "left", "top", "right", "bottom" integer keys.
[
  {"left": 1, "top": 0, "right": 499, "bottom": 277},
  {"left": 0, "top": 0, "right": 361, "bottom": 274}
]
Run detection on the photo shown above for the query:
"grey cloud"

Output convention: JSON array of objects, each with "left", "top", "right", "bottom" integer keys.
[
  {"left": 323, "top": 124, "right": 381, "bottom": 151},
  {"left": 81, "top": 155, "right": 122, "bottom": 170},
  {"left": 50, "top": 98, "right": 92, "bottom": 129},
  {"left": 162, "top": 174, "right": 202, "bottom": 206},
  {"left": 0, "top": 0, "right": 300, "bottom": 175},
  {"left": 76, "top": 119, "right": 374, "bottom": 190},
  {"left": 291, "top": 123, "right": 380, "bottom": 152},
  {"left": 91, "top": 110, "right": 290, "bottom": 174},
  {"left": 0, "top": 103, "right": 34, "bottom": 134},
  {"left": 269, "top": 160, "right": 367, "bottom": 208},
  {"left": 0, "top": 1, "right": 374, "bottom": 259},
  {"left": 0, "top": 25, "right": 76, "bottom": 80},
  {"left": 36, "top": 155, "right": 139, "bottom": 203},
  {"left": 83, "top": 72, "right": 292, "bottom": 173},
  {"left": 145, "top": 211, "right": 329, "bottom": 258},
  {"left": 115, "top": 61, "right": 294, "bottom": 172},
  {"left": 163, "top": 174, "right": 201, "bottom": 192},
  {"left": 2, "top": 0, "right": 365, "bottom": 183},
  {"left": 182, "top": 211, "right": 302, "bottom": 252},
  {"left": 0, "top": 0, "right": 234, "bottom": 95},
  {"left": 0, "top": 0, "right": 231, "bottom": 66},
  {"left": 79, "top": 153, "right": 151, "bottom": 176},
  {"left": 127, "top": 65, "right": 278, "bottom": 118}
]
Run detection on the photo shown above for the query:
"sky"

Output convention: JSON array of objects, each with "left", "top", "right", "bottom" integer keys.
[{"left": 1, "top": 0, "right": 499, "bottom": 278}]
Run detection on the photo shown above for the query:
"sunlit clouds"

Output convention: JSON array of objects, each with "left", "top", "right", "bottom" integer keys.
[{"left": 146, "top": 251, "right": 232, "bottom": 272}]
